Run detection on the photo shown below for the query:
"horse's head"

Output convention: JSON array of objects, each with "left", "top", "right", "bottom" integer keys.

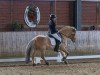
[
  {"left": 69, "top": 28, "right": 76, "bottom": 42},
  {"left": 59, "top": 26, "right": 76, "bottom": 42}
]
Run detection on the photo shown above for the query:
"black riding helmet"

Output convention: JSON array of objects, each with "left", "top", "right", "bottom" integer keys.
[{"left": 50, "top": 14, "right": 56, "bottom": 19}]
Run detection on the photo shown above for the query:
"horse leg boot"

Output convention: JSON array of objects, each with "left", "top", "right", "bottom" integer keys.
[
  {"left": 62, "top": 50, "right": 69, "bottom": 64},
  {"left": 60, "top": 51, "right": 68, "bottom": 64},
  {"left": 41, "top": 51, "right": 49, "bottom": 65},
  {"left": 62, "top": 51, "right": 69, "bottom": 64}
]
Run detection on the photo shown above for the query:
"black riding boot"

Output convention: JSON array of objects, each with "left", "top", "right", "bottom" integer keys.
[{"left": 54, "top": 39, "right": 61, "bottom": 52}]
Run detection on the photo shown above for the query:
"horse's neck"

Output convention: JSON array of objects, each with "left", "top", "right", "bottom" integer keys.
[{"left": 61, "top": 36, "right": 66, "bottom": 44}]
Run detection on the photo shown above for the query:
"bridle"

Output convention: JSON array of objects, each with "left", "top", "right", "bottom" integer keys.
[{"left": 60, "top": 32, "right": 67, "bottom": 38}]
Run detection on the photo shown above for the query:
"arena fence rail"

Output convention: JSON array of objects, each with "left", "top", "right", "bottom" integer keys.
[{"left": 0, "top": 31, "right": 100, "bottom": 63}]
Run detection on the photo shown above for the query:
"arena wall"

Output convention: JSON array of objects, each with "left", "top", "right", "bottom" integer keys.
[
  {"left": 0, "top": 31, "right": 100, "bottom": 58},
  {"left": 0, "top": 0, "right": 99, "bottom": 31}
]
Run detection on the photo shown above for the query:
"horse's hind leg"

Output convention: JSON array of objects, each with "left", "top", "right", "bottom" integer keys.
[
  {"left": 41, "top": 51, "right": 49, "bottom": 65},
  {"left": 32, "top": 50, "right": 36, "bottom": 66}
]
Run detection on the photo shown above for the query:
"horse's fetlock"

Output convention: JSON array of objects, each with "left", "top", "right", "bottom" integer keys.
[
  {"left": 33, "top": 63, "right": 36, "bottom": 66},
  {"left": 45, "top": 61, "right": 49, "bottom": 65}
]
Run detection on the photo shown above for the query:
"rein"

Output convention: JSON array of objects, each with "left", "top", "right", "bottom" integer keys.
[{"left": 60, "top": 32, "right": 68, "bottom": 38}]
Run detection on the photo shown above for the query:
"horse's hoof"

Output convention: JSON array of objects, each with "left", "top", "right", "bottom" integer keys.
[
  {"left": 25, "top": 60, "right": 30, "bottom": 64},
  {"left": 46, "top": 62, "right": 49, "bottom": 65},
  {"left": 62, "top": 57, "right": 66, "bottom": 61},
  {"left": 33, "top": 64, "right": 36, "bottom": 66},
  {"left": 26, "top": 61, "right": 29, "bottom": 64},
  {"left": 64, "top": 61, "right": 68, "bottom": 65},
  {"left": 62, "top": 57, "right": 68, "bottom": 65}
]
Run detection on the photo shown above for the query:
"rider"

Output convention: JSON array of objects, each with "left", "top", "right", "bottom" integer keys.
[{"left": 48, "top": 14, "right": 62, "bottom": 52}]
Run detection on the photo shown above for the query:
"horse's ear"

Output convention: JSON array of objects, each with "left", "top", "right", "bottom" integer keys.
[
  {"left": 72, "top": 27, "right": 76, "bottom": 32},
  {"left": 72, "top": 29, "right": 75, "bottom": 32}
]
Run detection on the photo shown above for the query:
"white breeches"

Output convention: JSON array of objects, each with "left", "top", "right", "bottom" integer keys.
[{"left": 51, "top": 33, "right": 62, "bottom": 42}]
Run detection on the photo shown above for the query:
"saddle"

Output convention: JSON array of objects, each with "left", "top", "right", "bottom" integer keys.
[{"left": 48, "top": 33, "right": 62, "bottom": 52}]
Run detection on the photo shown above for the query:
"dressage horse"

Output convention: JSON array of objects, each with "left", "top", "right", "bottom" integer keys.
[{"left": 25, "top": 26, "right": 76, "bottom": 65}]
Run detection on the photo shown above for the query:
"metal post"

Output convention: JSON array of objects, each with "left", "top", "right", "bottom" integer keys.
[
  {"left": 96, "top": 2, "right": 99, "bottom": 26},
  {"left": 50, "top": 1, "right": 54, "bottom": 14},
  {"left": 73, "top": 0, "right": 82, "bottom": 30}
]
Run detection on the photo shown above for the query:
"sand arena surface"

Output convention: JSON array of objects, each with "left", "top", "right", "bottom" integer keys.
[{"left": 0, "top": 62, "right": 100, "bottom": 75}]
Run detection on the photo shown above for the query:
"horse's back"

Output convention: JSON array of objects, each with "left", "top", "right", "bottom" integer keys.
[
  {"left": 32, "top": 35, "right": 48, "bottom": 49},
  {"left": 34, "top": 35, "right": 47, "bottom": 40}
]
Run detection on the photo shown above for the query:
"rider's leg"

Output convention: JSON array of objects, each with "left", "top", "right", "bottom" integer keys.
[
  {"left": 52, "top": 33, "right": 62, "bottom": 42},
  {"left": 54, "top": 39, "right": 61, "bottom": 52},
  {"left": 48, "top": 33, "right": 61, "bottom": 52},
  {"left": 51, "top": 33, "right": 61, "bottom": 52}
]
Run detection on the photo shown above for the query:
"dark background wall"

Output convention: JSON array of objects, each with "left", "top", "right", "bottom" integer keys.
[
  {"left": 82, "top": 1, "right": 100, "bottom": 30},
  {"left": 0, "top": 0, "right": 100, "bottom": 31}
]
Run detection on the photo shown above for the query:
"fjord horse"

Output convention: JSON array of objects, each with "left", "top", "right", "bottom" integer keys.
[{"left": 25, "top": 26, "right": 76, "bottom": 65}]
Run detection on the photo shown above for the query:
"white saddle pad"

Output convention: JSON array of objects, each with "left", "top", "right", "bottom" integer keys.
[{"left": 49, "top": 37, "right": 56, "bottom": 46}]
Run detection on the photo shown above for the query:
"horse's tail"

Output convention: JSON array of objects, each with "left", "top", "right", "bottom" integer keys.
[{"left": 25, "top": 39, "right": 34, "bottom": 63}]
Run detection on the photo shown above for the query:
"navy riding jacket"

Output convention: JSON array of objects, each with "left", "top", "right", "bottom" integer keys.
[{"left": 48, "top": 19, "right": 58, "bottom": 34}]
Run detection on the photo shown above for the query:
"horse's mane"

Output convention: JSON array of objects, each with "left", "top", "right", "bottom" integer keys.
[{"left": 59, "top": 26, "right": 76, "bottom": 32}]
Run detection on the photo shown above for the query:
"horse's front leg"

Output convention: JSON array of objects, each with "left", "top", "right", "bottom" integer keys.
[
  {"left": 60, "top": 51, "right": 68, "bottom": 64},
  {"left": 60, "top": 44, "right": 69, "bottom": 64},
  {"left": 41, "top": 50, "right": 49, "bottom": 65}
]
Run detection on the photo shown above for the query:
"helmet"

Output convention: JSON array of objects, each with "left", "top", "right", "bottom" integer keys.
[{"left": 50, "top": 14, "right": 56, "bottom": 19}]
